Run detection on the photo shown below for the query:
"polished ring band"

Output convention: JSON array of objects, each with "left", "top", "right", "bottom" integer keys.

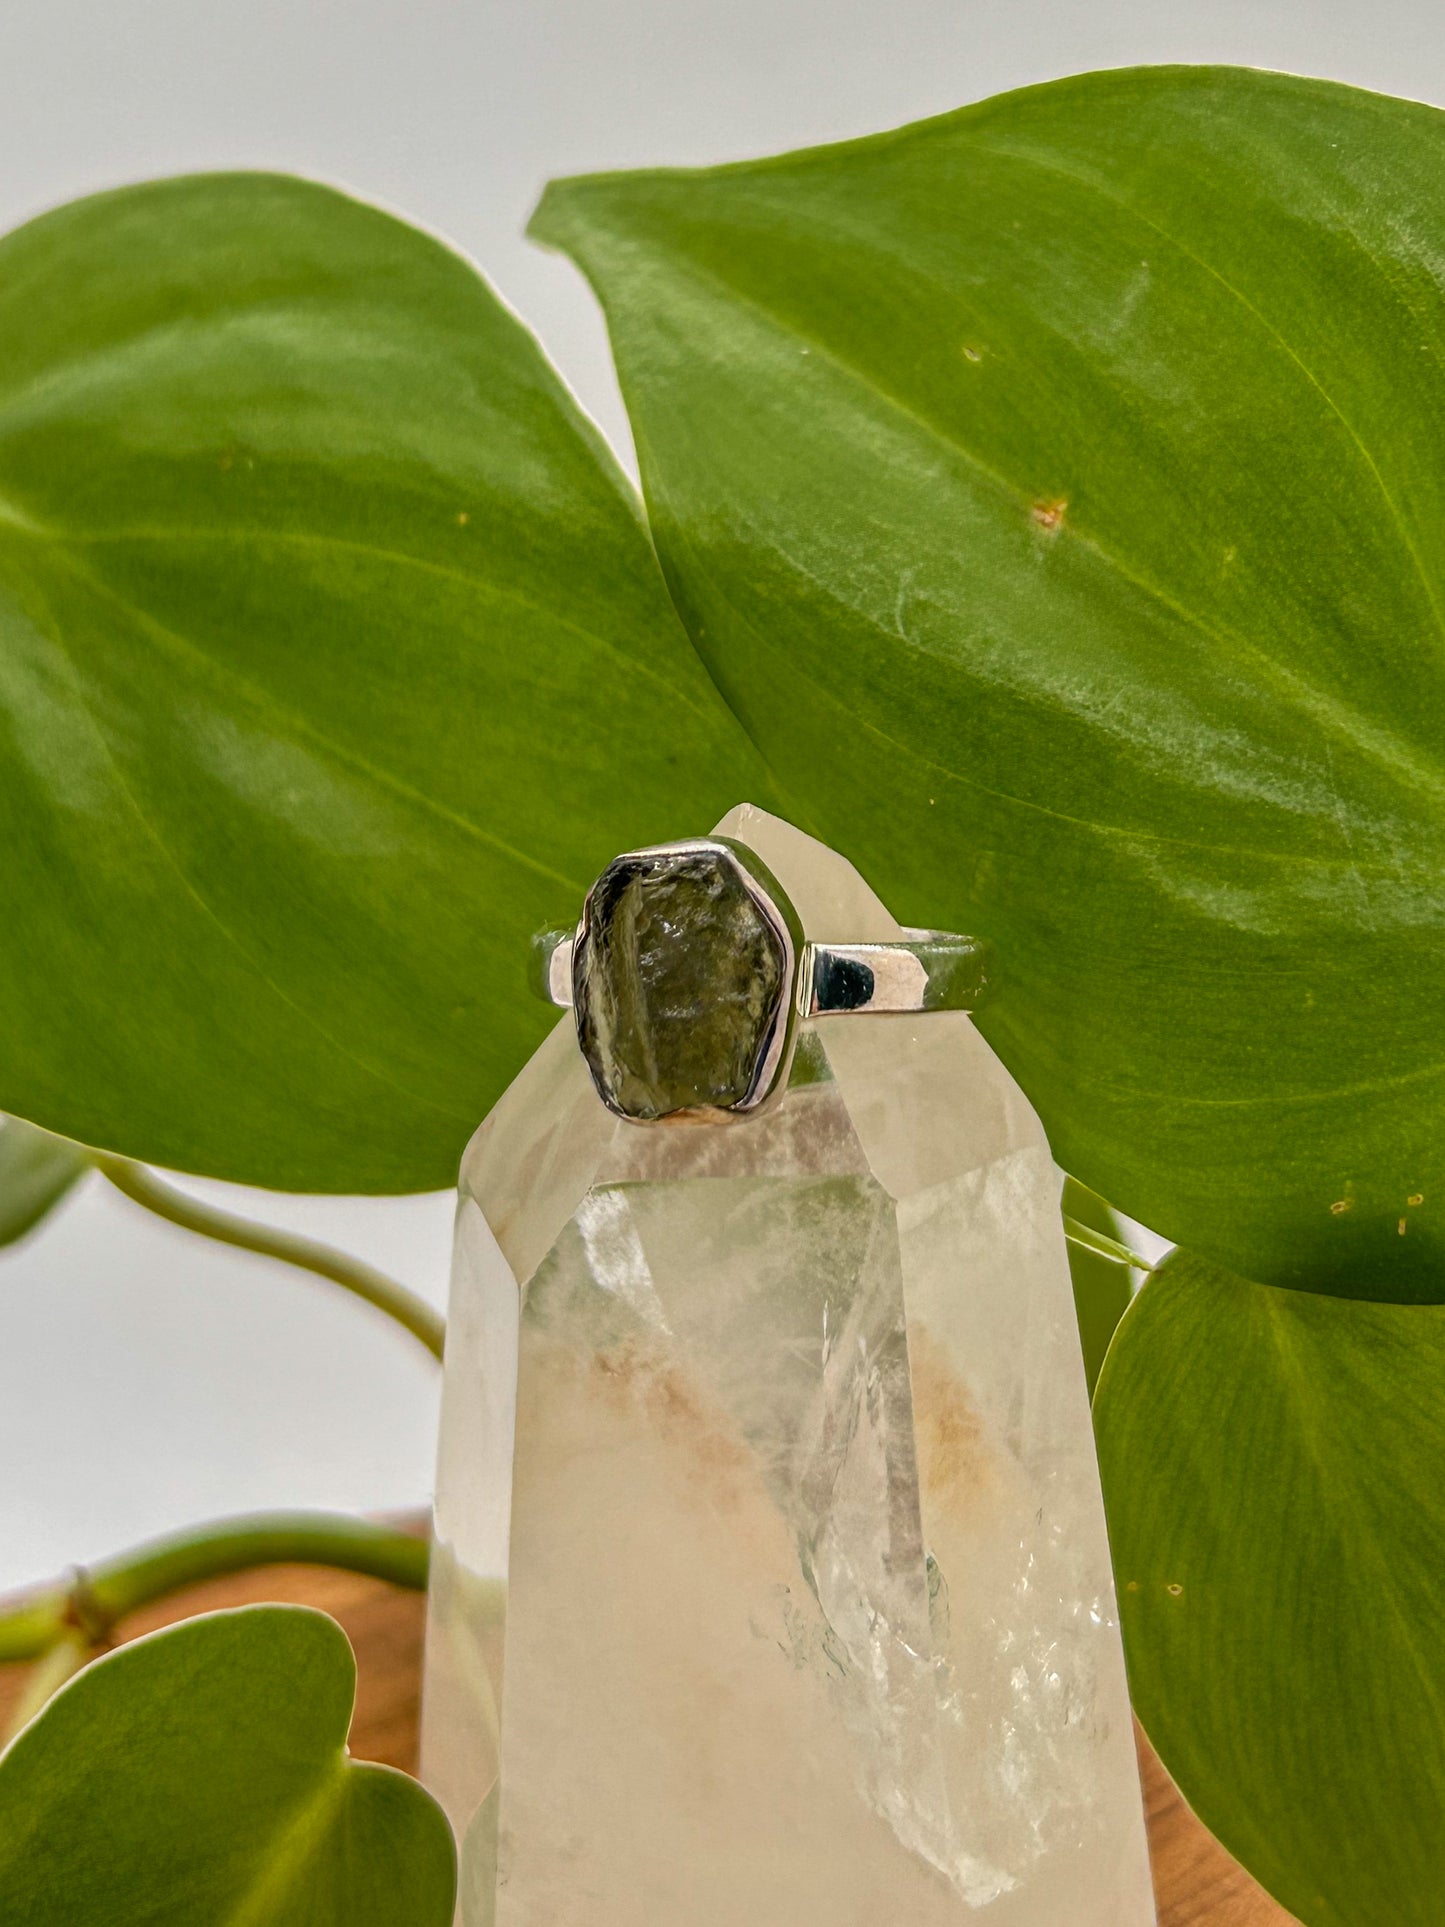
[{"left": 531, "top": 836, "right": 990, "bottom": 1124}]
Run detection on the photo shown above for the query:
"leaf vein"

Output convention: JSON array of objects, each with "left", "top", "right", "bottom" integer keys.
[
  {"left": 641, "top": 235, "right": 1445, "bottom": 808},
  {"left": 965, "top": 131, "right": 1445, "bottom": 657},
  {"left": 39, "top": 540, "right": 586, "bottom": 897}
]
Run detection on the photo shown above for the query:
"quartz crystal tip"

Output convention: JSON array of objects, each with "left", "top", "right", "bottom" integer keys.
[{"left": 425, "top": 807, "right": 1156, "bottom": 1927}]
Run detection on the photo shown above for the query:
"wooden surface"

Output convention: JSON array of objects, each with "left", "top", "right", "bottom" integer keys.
[{"left": 0, "top": 1562, "right": 1295, "bottom": 1924}]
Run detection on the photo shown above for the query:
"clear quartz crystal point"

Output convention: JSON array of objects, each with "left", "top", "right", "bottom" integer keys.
[{"left": 422, "top": 807, "right": 1156, "bottom": 1926}]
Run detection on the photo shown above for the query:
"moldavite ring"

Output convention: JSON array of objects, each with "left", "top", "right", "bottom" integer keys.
[{"left": 531, "top": 837, "right": 990, "bottom": 1124}]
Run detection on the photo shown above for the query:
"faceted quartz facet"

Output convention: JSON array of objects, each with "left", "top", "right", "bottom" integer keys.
[
  {"left": 574, "top": 844, "right": 788, "bottom": 1119},
  {"left": 422, "top": 807, "right": 1156, "bottom": 1927}
]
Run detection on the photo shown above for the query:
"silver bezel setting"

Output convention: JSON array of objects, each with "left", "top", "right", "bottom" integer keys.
[{"left": 572, "top": 836, "right": 806, "bottom": 1123}]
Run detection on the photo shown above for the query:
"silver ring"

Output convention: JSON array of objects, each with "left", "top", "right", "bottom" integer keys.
[{"left": 531, "top": 837, "right": 989, "bottom": 1124}]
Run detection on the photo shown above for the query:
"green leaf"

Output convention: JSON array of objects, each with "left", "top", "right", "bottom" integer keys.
[
  {"left": 1094, "top": 1249, "right": 1445, "bottom": 1925},
  {"left": 1062, "top": 1175, "right": 1133, "bottom": 1397},
  {"left": 0, "top": 1604, "right": 456, "bottom": 1923},
  {"left": 0, "top": 172, "right": 765, "bottom": 1192},
  {"left": 0, "top": 1116, "right": 86, "bottom": 1247},
  {"left": 532, "top": 66, "right": 1445, "bottom": 1299}
]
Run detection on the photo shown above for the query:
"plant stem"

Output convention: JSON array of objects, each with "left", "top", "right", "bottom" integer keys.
[
  {"left": 2, "top": 1634, "right": 89, "bottom": 1744},
  {"left": 0, "top": 1512, "right": 429, "bottom": 1665},
  {"left": 1062, "top": 1213, "right": 1154, "bottom": 1274},
  {"left": 93, "top": 1154, "right": 445, "bottom": 1362}
]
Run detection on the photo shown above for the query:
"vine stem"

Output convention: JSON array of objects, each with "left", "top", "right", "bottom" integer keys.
[
  {"left": 93, "top": 1154, "right": 446, "bottom": 1362},
  {"left": 2, "top": 1636, "right": 89, "bottom": 1742},
  {"left": 0, "top": 1512, "right": 429, "bottom": 1666},
  {"left": 1062, "top": 1213, "right": 1154, "bottom": 1273}
]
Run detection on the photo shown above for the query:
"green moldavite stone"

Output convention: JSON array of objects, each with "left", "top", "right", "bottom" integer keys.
[{"left": 574, "top": 847, "right": 787, "bottom": 1119}]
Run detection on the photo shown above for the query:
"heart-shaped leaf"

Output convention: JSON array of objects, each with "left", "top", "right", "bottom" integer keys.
[
  {"left": 0, "top": 172, "right": 765, "bottom": 1192},
  {"left": 533, "top": 67, "right": 1445, "bottom": 1299},
  {"left": 0, "top": 1604, "right": 455, "bottom": 1923},
  {"left": 1094, "top": 1249, "right": 1445, "bottom": 1925},
  {"left": 0, "top": 1117, "right": 86, "bottom": 1247}
]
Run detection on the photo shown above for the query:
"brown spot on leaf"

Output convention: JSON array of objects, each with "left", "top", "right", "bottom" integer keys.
[{"left": 1031, "top": 497, "right": 1068, "bottom": 533}]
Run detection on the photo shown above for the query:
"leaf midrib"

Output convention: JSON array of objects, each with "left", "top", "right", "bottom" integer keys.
[
  {"left": 1259, "top": 1287, "right": 1445, "bottom": 1758},
  {"left": 0, "top": 524, "right": 587, "bottom": 896},
  {"left": 666, "top": 500, "right": 1436, "bottom": 883},
  {"left": 9, "top": 559, "right": 478, "bottom": 1128},
  {"left": 218, "top": 1763, "right": 347, "bottom": 1927},
  {"left": 67, "top": 522, "right": 725, "bottom": 731},
  {"left": 672, "top": 525, "right": 1445, "bottom": 1110}
]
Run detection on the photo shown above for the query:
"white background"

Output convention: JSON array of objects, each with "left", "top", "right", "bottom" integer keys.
[{"left": 0, "top": 0, "right": 1435, "bottom": 1592}]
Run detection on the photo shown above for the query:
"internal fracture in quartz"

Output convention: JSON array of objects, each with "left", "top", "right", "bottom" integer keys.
[{"left": 422, "top": 807, "right": 1156, "bottom": 1926}]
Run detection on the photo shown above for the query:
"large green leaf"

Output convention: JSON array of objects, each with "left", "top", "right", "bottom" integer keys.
[
  {"left": 533, "top": 66, "right": 1445, "bottom": 1299},
  {"left": 0, "top": 1116, "right": 86, "bottom": 1247},
  {"left": 0, "top": 1605, "right": 456, "bottom": 1922},
  {"left": 0, "top": 172, "right": 764, "bottom": 1192},
  {"left": 1094, "top": 1249, "right": 1445, "bottom": 1926}
]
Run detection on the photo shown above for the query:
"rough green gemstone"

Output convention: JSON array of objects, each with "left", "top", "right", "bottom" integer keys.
[{"left": 574, "top": 848, "right": 787, "bottom": 1120}]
